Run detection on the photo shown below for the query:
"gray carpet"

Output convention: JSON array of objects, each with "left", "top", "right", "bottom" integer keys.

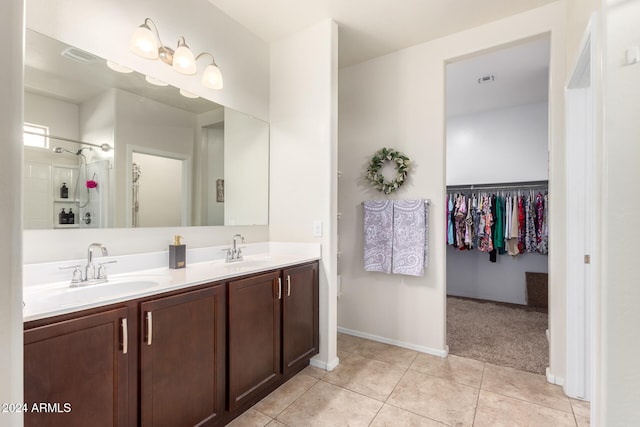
[{"left": 447, "top": 296, "right": 549, "bottom": 375}]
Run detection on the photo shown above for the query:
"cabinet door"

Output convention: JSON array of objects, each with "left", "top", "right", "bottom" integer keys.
[
  {"left": 140, "top": 285, "right": 225, "bottom": 427},
  {"left": 24, "top": 307, "right": 129, "bottom": 427},
  {"left": 282, "top": 262, "right": 319, "bottom": 374},
  {"left": 227, "top": 271, "right": 281, "bottom": 412}
]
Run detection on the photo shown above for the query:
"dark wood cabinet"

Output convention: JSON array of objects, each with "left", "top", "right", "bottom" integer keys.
[
  {"left": 24, "top": 260, "right": 319, "bottom": 426},
  {"left": 282, "top": 262, "right": 319, "bottom": 375},
  {"left": 227, "top": 271, "right": 281, "bottom": 412},
  {"left": 24, "top": 306, "right": 129, "bottom": 427},
  {"left": 140, "top": 285, "right": 225, "bottom": 427},
  {"left": 227, "top": 262, "right": 320, "bottom": 415}
]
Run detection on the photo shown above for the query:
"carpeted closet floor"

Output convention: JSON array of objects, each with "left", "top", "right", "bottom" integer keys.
[{"left": 447, "top": 296, "right": 549, "bottom": 375}]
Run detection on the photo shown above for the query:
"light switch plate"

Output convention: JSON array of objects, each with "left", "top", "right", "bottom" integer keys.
[{"left": 312, "top": 220, "right": 323, "bottom": 237}]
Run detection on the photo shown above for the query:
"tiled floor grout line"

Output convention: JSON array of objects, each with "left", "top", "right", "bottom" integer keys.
[
  {"left": 479, "top": 387, "right": 574, "bottom": 414},
  {"left": 252, "top": 373, "right": 322, "bottom": 426},
  {"left": 471, "top": 362, "right": 486, "bottom": 426},
  {"left": 374, "top": 366, "right": 451, "bottom": 427},
  {"left": 568, "top": 399, "right": 580, "bottom": 427}
]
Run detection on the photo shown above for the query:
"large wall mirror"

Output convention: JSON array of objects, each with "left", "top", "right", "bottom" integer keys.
[{"left": 23, "top": 29, "right": 269, "bottom": 229}]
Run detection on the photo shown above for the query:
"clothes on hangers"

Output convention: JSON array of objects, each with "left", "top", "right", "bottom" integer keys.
[{"left": 446, "top": 187, "right": 549, "bottom": 262}]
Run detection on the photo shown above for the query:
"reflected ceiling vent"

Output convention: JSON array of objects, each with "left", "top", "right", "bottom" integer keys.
[
  {"left": 477, "top": 75, "right": 495, "bottom": 84},
  {"left": 61, "top": 46, "right": 98, "bottom": 64}
]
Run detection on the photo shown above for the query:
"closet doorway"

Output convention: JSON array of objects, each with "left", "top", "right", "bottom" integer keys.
[{"left": 444, "top": 36, "right": 551, "bottom": 375}]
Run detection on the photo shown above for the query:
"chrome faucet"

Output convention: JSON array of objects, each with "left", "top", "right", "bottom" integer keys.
[
  {"left": 60, "top": 243, "right": 117, "bottom": 287},
  {"left": 86, "top": 243, "right": 108, "bottom": 281},
  {"left": 224, "top": 234, "right": 245, "bottom": 263}
]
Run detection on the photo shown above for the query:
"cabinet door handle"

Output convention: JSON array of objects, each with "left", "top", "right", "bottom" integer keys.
[
  {"left": 287, "top": 275, "right": 291, "bottom": 297},
  {"left": 121, "top": 318, "right": 128, "bottom": 354},
  {"left": 146, "top": 311, "right": 153, "bottom": 346},
  {"left": 277, "top": 278, "right": 282, "bottom": 300}
]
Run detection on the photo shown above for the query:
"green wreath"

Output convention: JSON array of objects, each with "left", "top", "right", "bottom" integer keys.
[{"left": 365, "top": 147, "right": 411, "bottom": 194}]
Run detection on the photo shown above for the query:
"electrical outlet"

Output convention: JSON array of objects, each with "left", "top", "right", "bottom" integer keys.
[{"left": 312, "top": 220, "right": 323, "bottom": 237}]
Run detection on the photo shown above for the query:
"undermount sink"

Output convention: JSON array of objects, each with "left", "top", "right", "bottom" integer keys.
[
  {"left": 66, "top": 277, "right": 165, "bottom": 300},
  {"left": 25, "top": 275, "right": 171, "bottom": 311}
]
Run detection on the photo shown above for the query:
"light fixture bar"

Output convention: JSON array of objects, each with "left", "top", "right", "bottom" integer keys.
[{"left": 130, "top": 18, "right": 224, "bottom": 91}]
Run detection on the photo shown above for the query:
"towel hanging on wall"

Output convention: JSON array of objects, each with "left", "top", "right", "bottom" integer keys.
[
  {"left": 392, "top": 199, "right": 428, "bottom": 276},
  {"left": 363, "top": 200, "right": 394, "bottom": 273},
  {"left": 363, "top": 199, "right": 429, "bottom": 276}
]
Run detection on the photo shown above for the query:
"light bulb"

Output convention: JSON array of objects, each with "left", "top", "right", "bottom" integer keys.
[
  {"left": 172, "top": 39, "right": 196, "bottom": 75},
  {"left": 130, "top": 24, "right": 158, "bottom": 59},
  {"left": 179, "top": 89, "right": 199, "bottom": 98},
  {"left": 202, "top": 63, "right": 223, "bottom": 90},
  {"left": 106, "top": 60, "right": 133, "bottom": 74}
]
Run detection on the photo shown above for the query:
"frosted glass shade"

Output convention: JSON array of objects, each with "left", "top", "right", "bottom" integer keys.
[
  {"left": 202, "top": 63, "right": 223, "bottom": 90},
  {"left": 106, "top": 60, "right": 133, "bottom": 74},
  {"left": 130, "top": 25, "right": 158, "bottom": 59},
  {"left": 179, "top": 88, "right": 199, "bottom": 98},
  {"left": 172, "top": 44, "right": 197, "bottom": 75}
]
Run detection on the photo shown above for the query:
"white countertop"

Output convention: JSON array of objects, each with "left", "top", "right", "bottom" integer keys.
[{"left": 23, "top": 242, "right": 321, "bottom": 322}]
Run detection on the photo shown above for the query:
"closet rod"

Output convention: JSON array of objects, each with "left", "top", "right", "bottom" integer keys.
[
  {"left": 361, "top": 199, "right": 430, "bottom": 206},
  {"left": 447, "top": 180, "right": 548, "bottom": 192},
  {"left": 24, "top": 130, "right": 113, "bottom": 151}
]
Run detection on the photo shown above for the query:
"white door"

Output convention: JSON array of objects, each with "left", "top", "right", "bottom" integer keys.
[{"left": 565, "top": 14, "right": 598, "bottom": 401}]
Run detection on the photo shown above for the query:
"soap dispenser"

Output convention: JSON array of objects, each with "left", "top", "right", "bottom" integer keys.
[
  {"left": 169, "top": 235, "right": 186, "bottom": 269},
  {"left": 59, "top": 208, "right": 68, "bottom": 225},
  {"left": 60, "top": 182, "right": 68, "bottom": 199},
  {"left": 67, "top": 208, "right": 75, "bottom": 225}
]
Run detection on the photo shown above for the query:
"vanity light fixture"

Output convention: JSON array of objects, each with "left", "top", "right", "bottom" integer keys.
[{"left": 130, "top": 18, "right": 224, "bottom": 89}]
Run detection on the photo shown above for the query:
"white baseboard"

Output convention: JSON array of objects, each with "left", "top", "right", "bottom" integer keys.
[
  {"left": 310, "top": 356, "right": 340, "bottom": 372},
  {"left": 337, "top": 327, "right": 448, "bottom": 358},
  {"left": 546, "top": 367, "right": 565, "bottom": 386}
]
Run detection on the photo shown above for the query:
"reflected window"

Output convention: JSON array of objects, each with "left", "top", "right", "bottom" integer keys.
[{"left": 24, "top": 123, "right": 49, "bottom": 149}]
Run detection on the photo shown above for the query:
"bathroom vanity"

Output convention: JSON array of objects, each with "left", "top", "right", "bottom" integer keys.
[{"left": 23, "top": 244, "right": 319, "bottom": 426}]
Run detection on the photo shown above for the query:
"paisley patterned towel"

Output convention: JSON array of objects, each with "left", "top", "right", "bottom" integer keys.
[
  {"left": 363, "top": 200, "right": 393, "bottom": 273},
  {"left": 392, "top": 200, "right": 428, "bottom": 276}
]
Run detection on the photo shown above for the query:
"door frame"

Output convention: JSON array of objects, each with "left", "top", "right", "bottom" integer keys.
[{"left": 564, "top": 13, "right": 599, "bottom": 402}]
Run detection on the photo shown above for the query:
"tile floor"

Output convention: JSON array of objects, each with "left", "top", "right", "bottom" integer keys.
[{"left": 227, "top": 333, "right": 590, "bottom": 427}]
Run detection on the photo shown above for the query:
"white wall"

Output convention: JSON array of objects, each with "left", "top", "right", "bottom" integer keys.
[
  {"left": 207, "top": 124, "right": 225, "bottom": 225},
  {"left": 224, "top": 108, "right": 269, "bottom": 225},
  {"left": 0, "top": 0, "right": 23, "bottom": 425},
  {"left": 269, "top": 20, "right": 339, "bottom": 370},
  {"left": 600, "top": 0, "right": 640, "bottom": 423},
  {"left": 446, "top": 102, "right": 549, "bottom": 184},
  {"left": 24, "top": 91, "right": 79, "bottom": 141},
  {"left": 338, "top": 2, "right": 566, "bottom": 371},
  {"left": 447, "top": 248, "right": 549, "bottom": 304}
]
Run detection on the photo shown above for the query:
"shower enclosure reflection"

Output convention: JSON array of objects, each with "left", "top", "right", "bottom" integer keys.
[{"left": 24, "top": 142, "right": 110, "bottom": 229}]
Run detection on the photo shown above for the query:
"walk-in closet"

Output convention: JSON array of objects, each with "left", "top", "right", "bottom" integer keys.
[{"left": 445, "top": 36, "right": 551, "bottom": 374}]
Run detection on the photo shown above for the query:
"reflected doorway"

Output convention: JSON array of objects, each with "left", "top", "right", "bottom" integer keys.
[{"left": 127, "top": 147, "right": 191, "bottom": 227}]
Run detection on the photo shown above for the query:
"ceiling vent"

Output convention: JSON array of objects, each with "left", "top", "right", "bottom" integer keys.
[
  {"left": 61, "top": 47, "right": 98, "bottom": 64},
  {"left": 477, "top": 75, "right": 495, "bottom": 84}
]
